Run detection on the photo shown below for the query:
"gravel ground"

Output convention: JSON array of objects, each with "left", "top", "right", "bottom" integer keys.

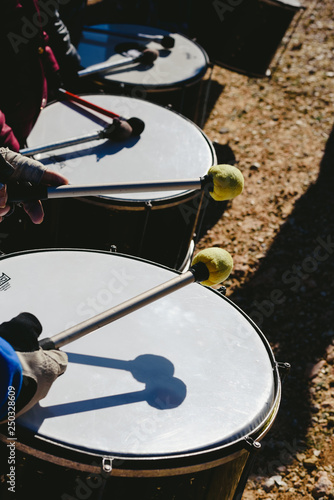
[{"left": 196, "top": 0, "right": 334, "bottom": 497}]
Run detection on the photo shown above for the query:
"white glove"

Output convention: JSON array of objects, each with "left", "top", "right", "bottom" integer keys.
[
  {"left": 0, "top": 147, "right": 46, "bottom": 184},
  {"left": 0, "top": 147, "right": 68, "bottom": 224},
  {"left": 16, "top": 348, "right": 68, "bottom": 418},
  {"left": 0, "top": 312, "right": 68, "bottom": 421}
]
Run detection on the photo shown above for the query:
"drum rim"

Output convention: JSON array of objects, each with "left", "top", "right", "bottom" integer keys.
[
  {"left": 72, "top": 188, "right": 201, "bottom": 209},
  {"left": 33, "top": 95, "right": 217, "bottom": 206},
  {"left": 79, "top": 23, "right": 210, "bottom": 91},
  {"left": 0, "top": 248, "right": 281, "bottom": 474},
  {"left": 259, "top": 0, "right": 302, "bottom": 10}
]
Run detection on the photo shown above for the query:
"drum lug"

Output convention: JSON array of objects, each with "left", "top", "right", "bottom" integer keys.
[
  {"left": 276, "top": 361, "right": 291, "bottom": 373},
  {"left": 276, "top": 361, "right": 291, "bottom": 383},
  {"left": 217, "top": 285, "right": 226, "bottom": 296},
  {"left": 102, "top": 456, "right": 113, "bottom": 473},
  {"left": 244, "top": 436, "right": 261, "bottom": 453},
  {"left": 109, "top": 245, "right": 117, "bottom": 253}
]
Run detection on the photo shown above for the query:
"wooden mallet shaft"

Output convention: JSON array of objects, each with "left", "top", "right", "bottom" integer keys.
[
  {"left": 6, "top": 163, "right": 246, "bottom": 204},
  {"left": 20, "top": 126, "right": 116, "bottom": 156},
  {"left": 6, "top": 176, "right": 212, "bottom": 203}
]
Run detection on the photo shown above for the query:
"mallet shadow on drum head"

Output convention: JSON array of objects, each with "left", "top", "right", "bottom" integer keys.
[
  {"left": 37, "top": 353, "right": 187, "bottom": 416},
  {"left": 77, "top": 48, "right": 159, "bottom": 78},
  {"left": 32, "top": 377, "right": 187, "bottom": 421},
  {"left": 30, "top": 361, "right": 187, "bottom": 431}
]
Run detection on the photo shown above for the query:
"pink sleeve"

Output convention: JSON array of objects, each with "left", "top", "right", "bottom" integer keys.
[{"left": 0, "top": 111, "right": 20, "bottom": 152}]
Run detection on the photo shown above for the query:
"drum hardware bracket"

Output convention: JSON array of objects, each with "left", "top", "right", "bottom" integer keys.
[
  {"left": 198, "top": 62, "right": 214, "bottom": 129},
  {"left": 244, "top": 436, "right": 261, "bottom": 453},
  {"left": 217, "top": 285, "right": 226, "bottom": 296},
  {"left": 232, "top": 437, "right": 262, "bottom": 500},
  {"left": 109, "top": 245, "right": 118, "bottom": 253},
  {"left": 276, "top": 361, "right": 291, "bottom": 372},
  {"left": 276, "top": 361, "right": 291, "bottom": 383},
  {"left": 102, "top": 456, "right": 114, "bottom": 473},
  {"left": 138, "top": 201, "right": 152, "bottom": 256}
]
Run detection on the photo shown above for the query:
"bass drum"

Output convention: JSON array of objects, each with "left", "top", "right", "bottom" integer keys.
[
  {"left": 76, "top": 23, "right": 210, "bottom": 125},
  {"left": 2, "top": 95, "right": 216, "bottom": 270},
  {"left": 0, "top": 249, "right": 282, "bottom": 500}
]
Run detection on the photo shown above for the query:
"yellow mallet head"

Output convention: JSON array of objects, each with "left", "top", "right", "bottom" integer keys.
[
  {"left": 191, "top": 247, "right": 233, "bottom": 286},
  {"left": 208, "top": 164, "right": 244, "bottom": 201}
]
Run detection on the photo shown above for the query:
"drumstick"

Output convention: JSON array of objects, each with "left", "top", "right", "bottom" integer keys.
[
  {"left": 82, "top": 25, "right": 175, "bottom": 49},
  {"left": 78, "top": 48, "right": 158, "bottom": 78},
  {"left": 19, "top": 118, "right": 144, "bottom": 157},
  {"left": 38, "top": 247, "right": 233, "bottom": 350},
  {"left": 58, "top": 89, "right": 120, "bottom": 120},
  {"left": 57, "top": 89, "right": 145, "bottom": 135},
  {"left": 6, "top": 164, "right": 244, "bottom": 203}
]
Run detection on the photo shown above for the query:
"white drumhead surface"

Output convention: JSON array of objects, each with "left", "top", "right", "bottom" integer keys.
[
  {"left": 77, "top": 24, "right": 208, "bottom": 88},
  {"left": 1, "top": 250, "right": 275, "bottom": 457},
  {"left": 27, "top": 95, "right": 215, "bottom": 202}
]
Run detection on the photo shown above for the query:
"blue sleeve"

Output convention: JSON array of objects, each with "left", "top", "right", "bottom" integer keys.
[{"left": 0, "top": 338, "right": 23, "bottom": 421}]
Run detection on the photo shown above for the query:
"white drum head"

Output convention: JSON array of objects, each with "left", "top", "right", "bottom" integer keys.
[
  {"left": 1, "top": 250, "right": 277, "bottom": 459},
  {"left": 77, "top": 24, "right": 208, "bottom": 89},
  {"left": 27, "top": 95, "right": 215, "bottom": 202}
]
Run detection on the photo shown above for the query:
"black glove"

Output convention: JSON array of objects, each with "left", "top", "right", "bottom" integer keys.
[
  {"left": 0, "top": 313, "right": 67, "bottom": 422},
  {"left": 0, "top": 312, "right": 42, "bottom": 351}
]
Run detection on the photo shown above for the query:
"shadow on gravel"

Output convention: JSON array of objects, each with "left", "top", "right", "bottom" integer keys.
[{"left": 230, "top": 121, "right": 334, "bottom": 472}]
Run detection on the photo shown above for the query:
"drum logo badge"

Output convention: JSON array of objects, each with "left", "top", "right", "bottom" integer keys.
[{"left": 0, "top": 272, "right": 11, "bottom": 291}]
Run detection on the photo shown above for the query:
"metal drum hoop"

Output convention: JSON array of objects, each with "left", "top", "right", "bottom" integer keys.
[{"left": 0, "top": 248, "right": 281, "bottom": 478}]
